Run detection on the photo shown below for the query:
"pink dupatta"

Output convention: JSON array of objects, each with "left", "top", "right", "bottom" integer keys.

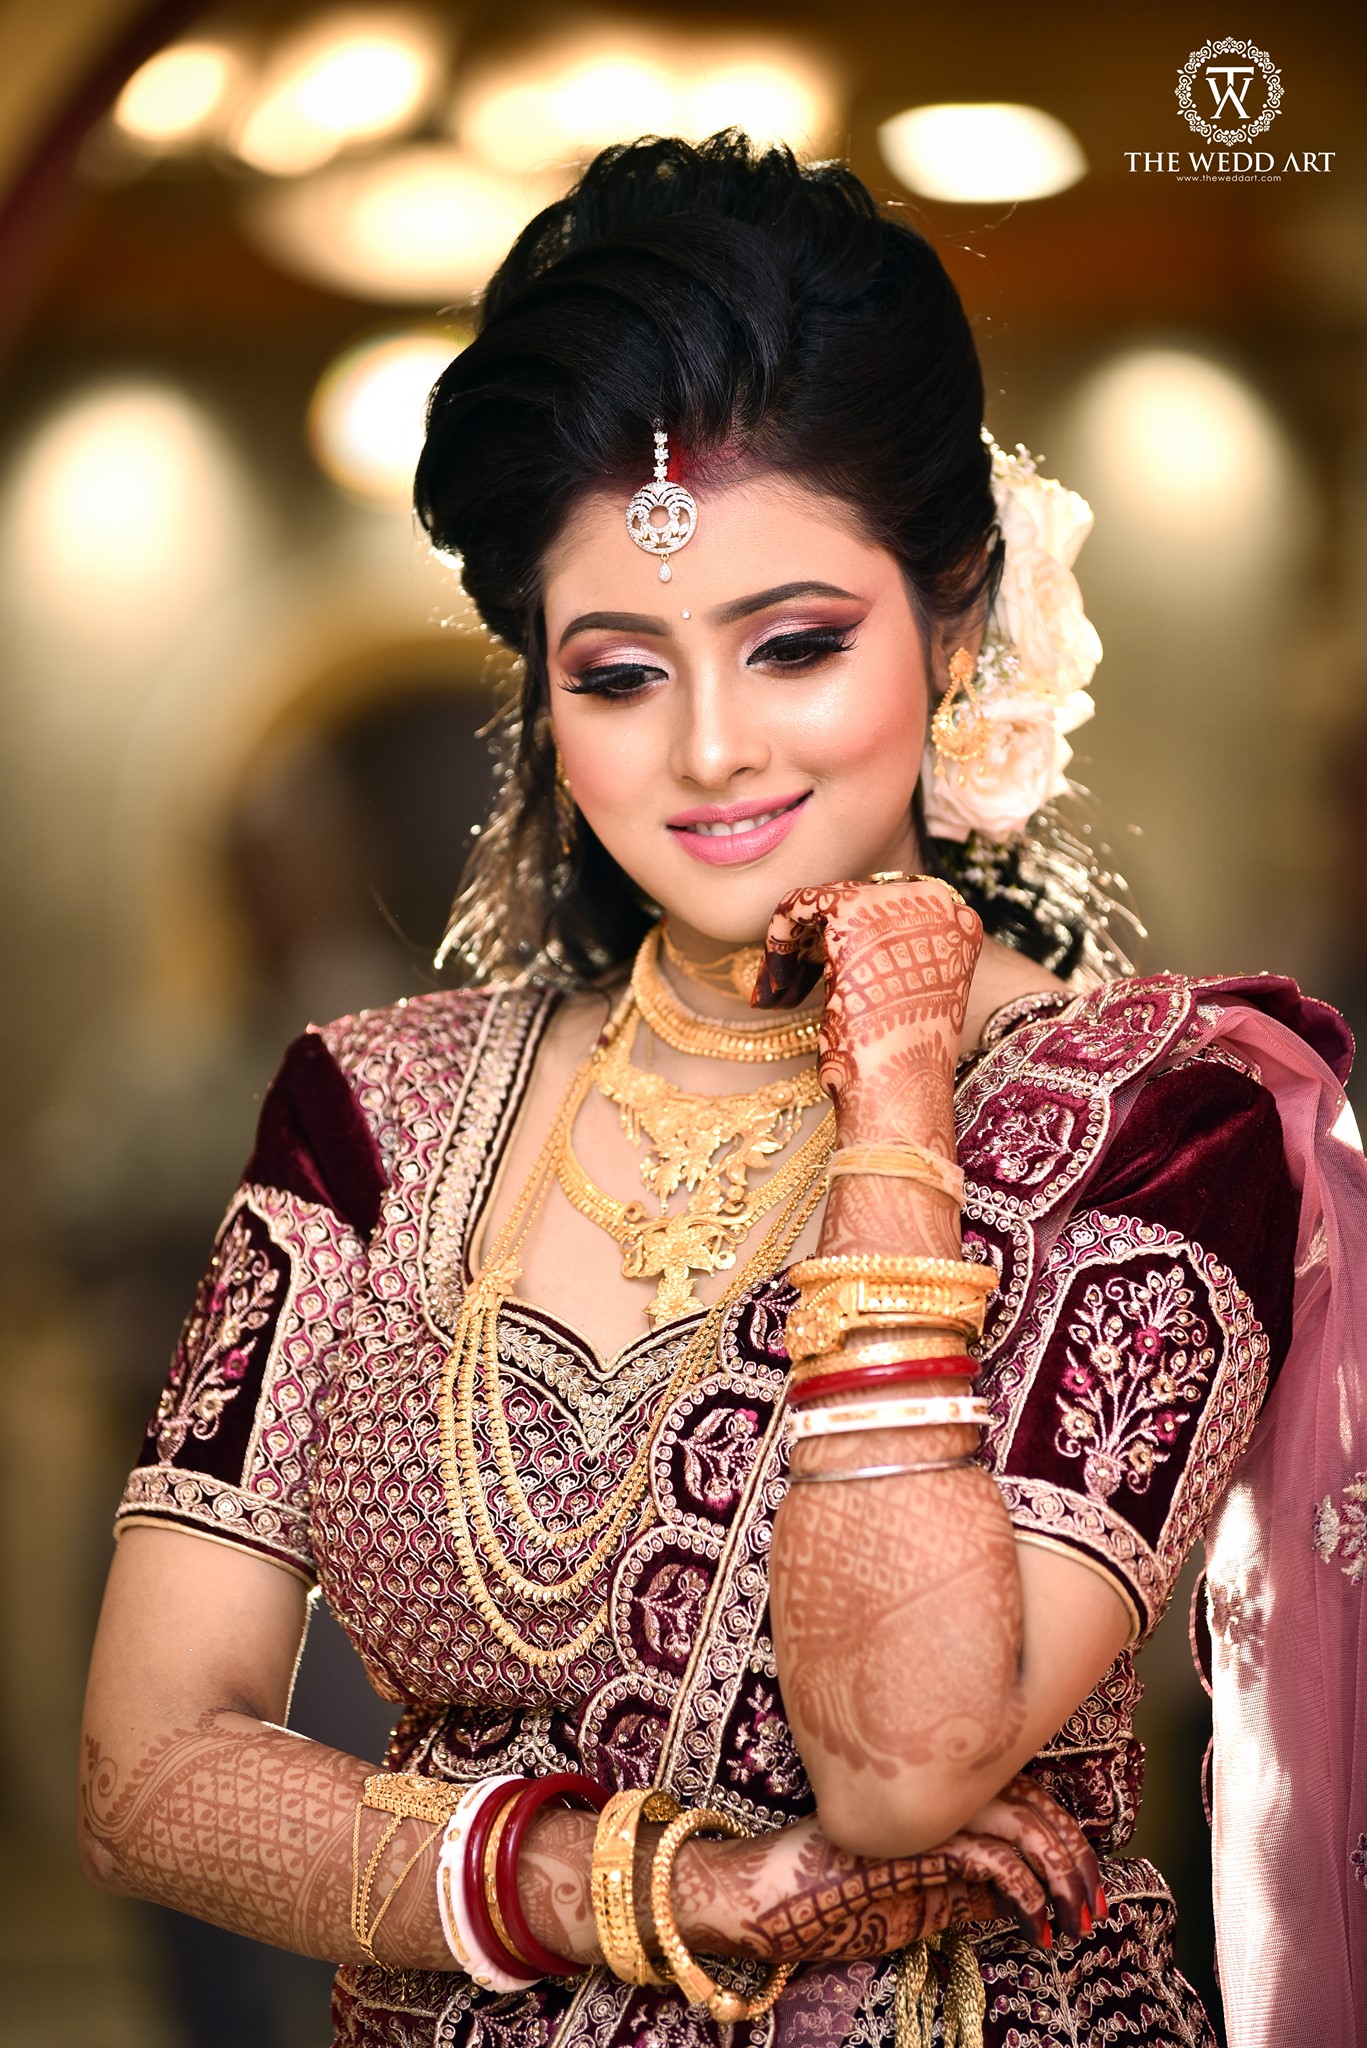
[{"left": 1193, "top": 982, "right": 1367, "bottom": 2044}]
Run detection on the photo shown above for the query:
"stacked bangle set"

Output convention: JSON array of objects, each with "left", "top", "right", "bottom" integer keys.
[
  {"left": 350, "top": 1771, "right": 790, "bottom": 2020},
  {"left": 784, "top": 1141, "right": 996, "bottom": 1482}
]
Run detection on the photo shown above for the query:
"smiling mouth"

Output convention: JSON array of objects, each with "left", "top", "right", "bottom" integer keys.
[{"left": 671, "top": 793, "right": 810, "bottom": 838}]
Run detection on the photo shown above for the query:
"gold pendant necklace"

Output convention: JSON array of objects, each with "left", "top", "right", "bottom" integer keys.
[
  {"left": 596, "top": 1009, "right": 825, "bottom": 1206},
  {"left": 555, "top": 1091, "right": 835, "bottom": 1327},
  {"left": 632, "top": 923, "right": 822, "bottom": 1064}
]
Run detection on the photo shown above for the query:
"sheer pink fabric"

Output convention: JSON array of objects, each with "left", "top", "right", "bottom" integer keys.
[{"left": 1196, "top": 989, "right": 1367, "bottom": 2044}]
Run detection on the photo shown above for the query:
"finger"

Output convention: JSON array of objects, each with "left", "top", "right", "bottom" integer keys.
[
  {"left": 962, "top": 1792, "right": 1090, "bottom": 1941},
  {"left": 1001, "top": 1775, "right": 1105, "bottom": 1921},
  {"left": 941, "top": 1833, "right": 1050, "bottom": 1950},
  {"left": 753, "top": 891, "right": 833, "bottom": 1009}
]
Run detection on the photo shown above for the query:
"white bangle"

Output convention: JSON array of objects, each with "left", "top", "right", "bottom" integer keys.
[
  {"left": 435, "top": 1776, "right": 540, "bottom": 1991},
  {"left": 787, "top": 1393, "right": 991, "bottom": 1441}
]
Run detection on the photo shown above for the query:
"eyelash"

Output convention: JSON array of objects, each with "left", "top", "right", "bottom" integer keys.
[{"left": 561, "top": 625, "right": 857, "bottom": 699}]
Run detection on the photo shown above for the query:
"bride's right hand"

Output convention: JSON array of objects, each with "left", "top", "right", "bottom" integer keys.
[{"left": 673, "top": 1776, "right": 1102, "bottom": 1965}]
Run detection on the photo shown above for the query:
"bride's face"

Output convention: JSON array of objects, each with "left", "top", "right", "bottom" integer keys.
[{"left": 542, "top": 470, "right": 939, "bottom": 949}]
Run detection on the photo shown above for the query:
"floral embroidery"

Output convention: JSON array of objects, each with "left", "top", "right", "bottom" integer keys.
[
  {"left": 154, "top": 1211, "right": 280, "bottom": 1462},
  {"left": 1313, "top": 1471, "right": 1367, "bottom": 1583},
  {"left": 726, "top": 1682, "right": 806, "bottom": 1799},
  {"left": 1206, "top": 1569, "right": 1266, "bottom": 1683},
  {"left": 1053, "top": 1263, "right": 1215, "bottom": 1502},
  {"left": 965, "top": 1091, "right": 1077, "bottom": 1186},
  {"left": 679, "top": 1404, "right": 761, "bottom": 1512}
]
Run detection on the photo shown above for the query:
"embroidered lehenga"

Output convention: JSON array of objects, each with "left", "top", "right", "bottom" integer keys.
[{"left": 115, "top": 965, "right": 1350, "bottom": 2047}]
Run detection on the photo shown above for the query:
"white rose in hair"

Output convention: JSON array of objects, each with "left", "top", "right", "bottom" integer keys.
[
  {"left": 922, "top": 689, "right": 1094, "bottom": 844},
  {"left": 992, "top": 474, "right": 1103, "bottom": 702}
]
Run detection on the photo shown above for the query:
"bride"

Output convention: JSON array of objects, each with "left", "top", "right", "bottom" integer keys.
[{"left": 80, "top": 132, "right": 1366, "bottom": 2047}]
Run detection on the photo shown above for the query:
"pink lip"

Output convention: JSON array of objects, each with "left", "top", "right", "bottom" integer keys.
[{"left": 667, "top": 791, "right": 811, "bottom": 867}]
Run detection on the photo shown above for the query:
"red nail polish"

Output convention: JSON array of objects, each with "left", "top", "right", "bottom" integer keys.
[
  {"left": 1079, "top": 1904, "right": 1092, "bottom": 1934},
  {"left": 1040, "top": 1923, "right": 1053, "bottom": 1949},
  {"left": 1096, "top": 1886, "right": 1108, "bottom": 1919}
]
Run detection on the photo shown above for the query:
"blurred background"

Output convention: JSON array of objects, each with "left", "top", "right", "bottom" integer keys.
[{"left": 0, "top": 1, "right": 1363, "bottom": 2041}]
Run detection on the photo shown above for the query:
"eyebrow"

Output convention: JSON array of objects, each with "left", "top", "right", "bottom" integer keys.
[
  {"left": 557, "top": 580, "right": 860, "bottom": 650},
  {"left": 557, "top": 609, "right": 669, "bottom": 649},
  {"left": 709, "top": 580, "right": 860, "bottom": 624}
]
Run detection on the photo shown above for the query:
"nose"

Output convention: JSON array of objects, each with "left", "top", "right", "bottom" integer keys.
[{"left": 668, "top": 659, "right": 770, "bottom": 793}]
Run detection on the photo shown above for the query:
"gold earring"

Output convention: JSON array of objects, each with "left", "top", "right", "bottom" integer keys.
[
  {"left": 930, "top": 646, "right": 990, "bottom": 764},
  {"left": 553, "top": 752, "right": 576, "bottom": 859}
]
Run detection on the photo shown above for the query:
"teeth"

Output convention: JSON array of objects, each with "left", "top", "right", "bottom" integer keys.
[{"left": 692, "top": 808, "right": 783, "bottom": 837}]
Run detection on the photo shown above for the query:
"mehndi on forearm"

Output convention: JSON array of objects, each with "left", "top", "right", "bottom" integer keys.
[{"left": 79, "top": 1710, "right": 451, "bottom": 1967}]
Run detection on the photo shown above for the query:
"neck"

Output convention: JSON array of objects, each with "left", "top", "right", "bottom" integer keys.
[{"left": 659, "top": 920, "right": 824, "bottom": 1025}]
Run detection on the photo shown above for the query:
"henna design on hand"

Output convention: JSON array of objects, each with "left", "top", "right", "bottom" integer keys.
[
  {"left": 79, "top": 1712, "right": 449, "bottom": 1969},
  {"left": 519, "top": 1805, "right": 599, "bottom": 1967}
]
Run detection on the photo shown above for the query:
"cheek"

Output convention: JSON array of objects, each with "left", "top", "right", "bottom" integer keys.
[
  {"left": 792, "top": 642, "right": 928, "bottom": 779},
  {"left": 554, "top": 704, "right": 658, "bottom": 825}
]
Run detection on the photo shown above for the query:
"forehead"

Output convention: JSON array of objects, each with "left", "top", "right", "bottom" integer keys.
[{"left": 540, "top": 471, "right": 894, "bottom": 618}]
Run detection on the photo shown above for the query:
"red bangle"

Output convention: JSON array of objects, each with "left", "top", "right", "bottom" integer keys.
[
  {"left": 464, "top": 1779, "right": 536, "bottom": 1981},
  {"left": 787, "top": 1357, "right": 973, "bottom": 1405},
  {"left": 495, "top": 1773, "right": 609, "bottom": 1977}
]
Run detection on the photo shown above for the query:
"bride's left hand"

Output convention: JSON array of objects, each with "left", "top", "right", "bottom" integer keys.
[{"left": 752, "top": 877, "right": 982, "bottom": 1148}]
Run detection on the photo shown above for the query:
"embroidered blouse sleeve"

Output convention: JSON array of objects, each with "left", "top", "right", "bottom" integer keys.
[
  {"left": 970, "top": 1056, "right": 1297, "bottom": 1645},
  {"left": 113, "top": 1029, "right": 387, "bottom": 1585}
]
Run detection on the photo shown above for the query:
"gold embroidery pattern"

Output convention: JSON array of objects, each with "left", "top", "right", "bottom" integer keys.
[{"left": 154, "top": 1209, "right": 280, "bottom": 1461}]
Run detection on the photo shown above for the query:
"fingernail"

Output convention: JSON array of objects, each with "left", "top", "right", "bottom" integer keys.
[
  {"left": 1040, "top": 1923, "right": 1053, "bottom": 1950},
  {"left": 1079, "top": 1903, "right": 1092, "bottom": 1934},
  {"left": 1095, "top": 1885, "right": 1107, "bottom": 1920}
]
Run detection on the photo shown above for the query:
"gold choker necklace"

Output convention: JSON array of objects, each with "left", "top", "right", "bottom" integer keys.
[
  {"left": 661, "top": 925, "right": 766, "bottom": 1004},
  {"left": 632, "top": 924, "right": 821, "bottom": 1064}
]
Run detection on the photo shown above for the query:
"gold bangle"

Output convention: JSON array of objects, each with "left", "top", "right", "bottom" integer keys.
[
  {"left": 827, "top": 1143, "right": 964, "bottom": 1206},
  {"left": 785, "top": 1278, "right": 992, "bottom": 1363},
  {"left": 590, "top": 1788, "right": 680, "bottom": 1988},
  {"left": 789, "top": 1254, "right": 995, "bottom": 1292},
  {"left": 483, "top": 1785, "right": 533, "bottom": 1971},
  {"left": 649, "top": 1808, "right": 795, "bottom": 2023},
  {"left": 796, "top": 1330, "right": 970, "bottom": 1372}
]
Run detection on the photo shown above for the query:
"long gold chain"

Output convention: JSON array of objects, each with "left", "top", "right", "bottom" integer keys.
[
  {"left": 556, "top": 1101, "right": 835, "bottom": 1326},
  {"left": 440, "top": 1161, "right": 827, "bottom": 1673},
  {"left": 633, "top": 923, "right": 822, "bottom": 1063}
]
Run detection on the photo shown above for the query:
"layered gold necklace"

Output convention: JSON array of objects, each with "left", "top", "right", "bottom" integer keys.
[{"left": 437, "top": 929, "right": 830, "bottom": 1674}]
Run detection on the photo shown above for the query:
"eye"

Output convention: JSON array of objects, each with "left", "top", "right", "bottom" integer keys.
[
  {"left": 750, "top": 625, "right": 856, "bottom": 672},
  {"left": 560, "top": 660, "right": 666, "bottom": 699}
]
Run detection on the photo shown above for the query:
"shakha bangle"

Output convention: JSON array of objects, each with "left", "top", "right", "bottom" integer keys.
[
  {"left": 351, "top": 1771, "right": 463, "bottom": 1968},
  {"left": 788, "top": 1454, "right": 980, "bottom": 1485},
  {"left": 591, "top": 1787, "right": 681, "bottom": 1989},
  {"left": 649, "top": 1807, "right": 795, "bottom": 2023},
  {"left": 493, "top": 1773, "right": 608, "bottom": 1977},
  {"left": 786, "top": 1358, "right": 973, "bottom": 1405},
  {"left": 435, "top": 1777, "right": 540, "bottom": 1992},
  {"left": 828, "top": 1141, "right": 965, "bottom": 1206},
  {"left": 787, "top": 1393, "right": 991, "bottom": 1441}
]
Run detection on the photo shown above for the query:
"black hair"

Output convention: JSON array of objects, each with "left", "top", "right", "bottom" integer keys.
[{"left": 416, "top": 131, "right": 1115, "bottom": 985}]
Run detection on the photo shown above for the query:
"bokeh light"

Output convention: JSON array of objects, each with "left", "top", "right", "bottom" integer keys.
[
  {"left": 1, "top": 384, "right": 249, "bottom": 642},
  {"left": 248, "top": 145, "right": 555, "bottom": 301},
  {"left": 1066, "top": 348, "right": 1293, "bottom": 581},
  {"left": 454, "top": 29, "right": 837, "bottom": 176},
  {"left": 112, "top": 42, "right": 243, "bottom": 149},
  {"left": 308, "top": 330, "right": 463, "bottom": 507},
  {"left": 878, "top": 102, "right": 1085, "bottom": 202},
  {"left": 231, "top": 10, "right": 443, "bottom": 176}
]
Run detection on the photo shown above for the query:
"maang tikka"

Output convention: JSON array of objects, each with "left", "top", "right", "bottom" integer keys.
[{"left": 626, "top": 420, "right": 697, "bottom": 581}]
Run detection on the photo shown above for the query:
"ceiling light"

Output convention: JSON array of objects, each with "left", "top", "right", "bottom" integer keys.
[
  {"left": 309, "top": 329, "right": 464, "bottom": 506},
  {"left": 454, "top": 28, "right": 838, "bottom": 177},
  {"left": 113, "top": 42, "right": 243, "bottom": 149},
  {"left": 878, "top": 102, "right": 1085, "bottom": 203},
  {"left": 248, "top": 146, "right": 558, "bottom": 301},
  {"left": 232, "top": 11, "right": 443, "bottom": 177},
  {"left": 681, "top": 48, "right": 832, "bottom": 148}
]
